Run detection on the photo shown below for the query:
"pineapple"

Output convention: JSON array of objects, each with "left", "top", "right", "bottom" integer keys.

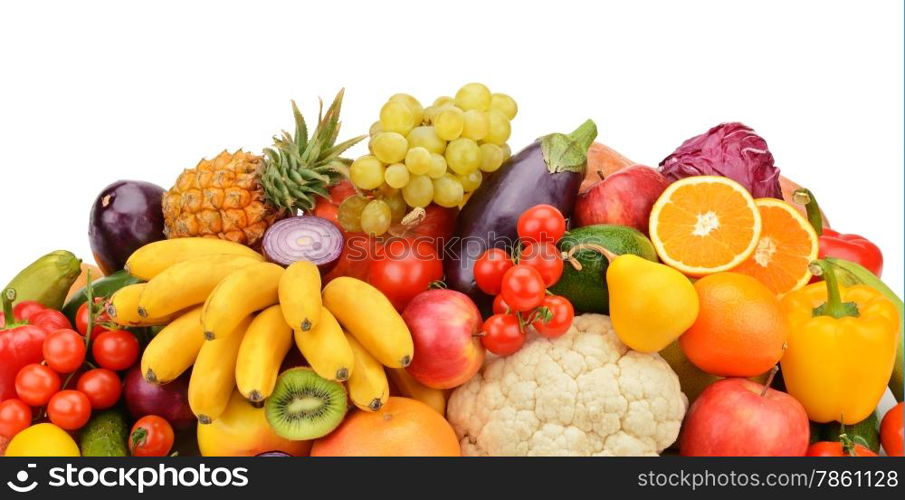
[{"left": 162, "top": 90, "right": 364, "bottom": 247}]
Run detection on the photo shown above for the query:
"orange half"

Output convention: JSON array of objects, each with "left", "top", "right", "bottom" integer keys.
[
  {"left": 649, "top": 176, "right": 762, "bottom": 276},
  {"left": 731, "top": 198, "right": 818, "bottom": 295}
]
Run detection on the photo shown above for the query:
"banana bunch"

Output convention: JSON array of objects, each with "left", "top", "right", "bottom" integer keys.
[{"left": 131, "top": 238, "right": 437, "bottom": 425}]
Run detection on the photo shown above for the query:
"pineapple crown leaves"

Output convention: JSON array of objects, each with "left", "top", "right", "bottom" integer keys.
[{"left": 262, "top": 88, "right": 366, "bottom": 213}]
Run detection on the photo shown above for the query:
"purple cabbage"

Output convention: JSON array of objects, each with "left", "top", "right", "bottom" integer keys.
[{"left": 659, "top": 122, "right": 782, "bottom": 198}]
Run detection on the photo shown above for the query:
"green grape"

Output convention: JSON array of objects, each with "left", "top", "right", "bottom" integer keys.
[
  {"left": 337, "top": 195, "right": 370, "bottom": 233},
  {"left": 350, "top": 155, "right": 386, "bottom": 190},
  {"left": 454, "top": 83, "right": 491, "bottom": 111},
  {"left": 428, "top": 153, "right": 448, "bottom": 179},
  {"left": 384, "top": 163, "right": 410, "bottom": 189},
  {"left": 370, "top": 132, "right": 408, "bottom": 164},
  {"left": 433, "top": 96, "right": 455, "bottom": 108},
  {"left": 360, "top": 199, "right": 393, "bottom": 236},
  {"left": 433, "top": 106, "right": 464, "bottom": 141},
  {"left": 380, "top": 187, "right": 407, "bottom": 222},
  {"left": 389, "top": 93, "right": 424, "bottom": 125},
  {"left": 406, "top": 126, "right": 446, "bottom": 154},
  {"left": 405, "top": 146, "right": 432, "bottom": 175},
  {"left": 461, "top": 110, "right": 489, "bottom": 141},
  {"left": 422, "top": 105, "right": 440, "bottom": 124},
  {"left": 479, "top": 143, "right": 504, "bottom": 172},
  {"left": 402, "top": 174, "right": 434, "bottom": 208},
  {"left": 379, "top": 100, "right": 415, "bottom": 135},
  {"left": 489, "top": 93, "right": 518, "bottom": 120},
  {"left": 445, "top": 137, "right": 481, "bottom": 175},
  {"left": 458, "top": 170, "right": 483, "bottom": 192},
  {"left": 432, "top": 174, "right": 465, "bottom": 208},
  {"left": 484, "top": 110, "right": 511, "bottom": 145},
  {"left": 369, "top": 120, "right": 384, "bottom": 137},
  {"left": 501, "top": 143, "right": 512, "bottom": 162}
]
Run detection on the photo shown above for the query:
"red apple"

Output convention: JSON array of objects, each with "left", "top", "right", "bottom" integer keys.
[
  {"left": 680, "top": 377, "right": 809, "bottom": 456},
  {"left": 574, "top": 165, "right": 670, "bottom": 234},
  {"left": 402, "top": 289, "right": 484, "bottom": 389}
]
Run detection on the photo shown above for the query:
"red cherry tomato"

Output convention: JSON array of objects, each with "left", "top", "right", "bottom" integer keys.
[
  {"left": 47, "top": 390, "right": 92, "bottom": 430},
  {"left": 531, "top": 295, "right": 575, "bottom": 339},
  {"left": 367, "top": 238, "right": 443, "bottom": 311},
  {"left": 15, "top": 363, "right": 61, "bottom": 406},
  {"left": 519, "top": 242, "right": 564, "bottom": 287},
  {"left": 806, "top": 441, "right": 877, "bottom": 457},
  {"left": 29, "top": 309, "right": 71, "bottom": 333},
  {"left": 492, "top": 295, "right": 511, "bottom": 315},
  {"left": 77, "top": 368, "right": 122, "bottom": 410},
  {"left": 0, "top": 399, "right": 32, "bottom": 439},
  {"left": 481, "top": 314, "right": 525, "bottom": 356},
  {"left": 13, "top": 301, "right": 46, "bottom": 322},
  {"left": 517, "top": 204, "right": 566, "bottom": 244},
  {"left": 129, "top": 415, "right": 175, "bottom": 457},
  {"left": 881, "top": 402, "right": 904, "bottom": 457},
  {"left": 500, "top": 265, "right": 546, "bottom": 312},
  {"left": 43, "top": 329, "right": 87, "bottom": 373},
  {"left": 91, "top": 330, "right": 139, "bottom": 371},
  {"left": 474, "top": 248, "right": 514, "bottom": 295},
  {"left": 75, "top": 300, "right": 111, "bottom": 337}
]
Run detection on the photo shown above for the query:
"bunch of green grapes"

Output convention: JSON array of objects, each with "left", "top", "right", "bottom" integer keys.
[{"left": 348, "top": 83, "right": 518, "bottom": 235}]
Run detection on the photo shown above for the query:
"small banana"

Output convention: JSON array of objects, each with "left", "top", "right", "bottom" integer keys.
[
  {"left": 125, "top": 238, "right": 263, "bottom": 280},
  {"left": 201, "top": 262, "right": 283, "bottom": 340},
  {"left": 138, "top": 255, "right": 261, "bottom": 319},
  {"left": 106, "top": 283, "right": 174, "bottom": 327},
  {"left": 322, "top": 277, "right": 414, "bottom": 368},
  {"left": 345, "top": 332, "right": 389, "bottom": 412},
  {"left": 189, "top": 315, "right": 252, "bottom": 424},
  {"left": 386, "top": 368, "right": 447, "bottom": 416},
  {"left": 236, "top": 305, "right": 293, "bottom": 403},
  {"left": 279, "top": 261, "right": 322, "bottom": 332},
  {"left": 294, "top": 307, "right": 353, "bottom": 382},
  {"left": 141, "top": 306, "right": 205, "bottom": 384}
]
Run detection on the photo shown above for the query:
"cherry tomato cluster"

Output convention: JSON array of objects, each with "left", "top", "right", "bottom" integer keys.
[
  {"left": 474, "top": 205, "right": 575, "bottom": 356},
  {"left": 0, "top": 298, "right": 138, "bottom": 439}
]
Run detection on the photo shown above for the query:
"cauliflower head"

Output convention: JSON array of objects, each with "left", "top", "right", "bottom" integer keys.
[{"left": 447, "top": 314, "right": 687, "bottom": 456}]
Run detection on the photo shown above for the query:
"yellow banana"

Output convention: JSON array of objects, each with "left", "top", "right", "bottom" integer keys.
[
  {"left": 322, "top": 277, "right": 413, "bottom": 368},
  {"left": 125, "top": 238, "right": 263, "bottom": 280},
  {"left": 386, "top": 368, "right": 447, "bottom": 416},
  {"left": 189, "top": 315, "right": 252, "bottom": 424},
  {"left": 140, "top": 306, "right": 205, "bottom": 384},
  {"left": 278, "top": 261, "right": 322, "bottom": 332},
  {"left": 236, "top": 305, "right": 293, "bottom": 403},
  {"left": 106, "top": 283, "right": 174, "bottom": 327},
  {"left": 201, "top": 262, "right": 283, "bottom": 340},
  {"left": 345, "top": 332, "right": 389, "bottom": 412},
  {"left": 138, "top": 255, "right": 261, "bottom": 318},
  {"left": 294, "top": 307, "right": 353, "bottom": 382}
]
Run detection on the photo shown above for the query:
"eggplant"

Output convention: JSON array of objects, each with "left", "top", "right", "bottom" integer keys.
[
  {"left": 444, "top": 120, "right": 597, "bottom": 311},
  {"left": 89, "top": 180, "right": 166, "bottom": 275}
]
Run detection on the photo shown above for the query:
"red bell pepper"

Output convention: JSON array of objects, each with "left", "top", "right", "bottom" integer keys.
[
  {"left": 0, "top": 288, "right": 52, "bottom": 401},
  {"left": 794, "top": 188, "right": 884, "bottom": 277}
]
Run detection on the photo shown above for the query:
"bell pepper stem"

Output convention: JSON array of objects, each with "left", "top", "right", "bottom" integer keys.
[
  {"left": 760, "top": 365, "right": 779, "bottom": 397},
  {"left": 810, "top": 260, "right": 860, "bottom": 319},
  {"left": 562, "top": 243, "right": 618, "bottom": 272},
  {"left": 2, "top": 288, "right": 15, "bottom": 323},
  {"left": 792, "top": 188, "right": 824, "bottom": 236}
]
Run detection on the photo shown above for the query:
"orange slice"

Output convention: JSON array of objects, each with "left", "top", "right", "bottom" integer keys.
[
  {"left": 730, "top": 198, "right": 818, "bottom": 295},
  {"left": 649, "top": 176, "right": 762, "bottom": 276}
]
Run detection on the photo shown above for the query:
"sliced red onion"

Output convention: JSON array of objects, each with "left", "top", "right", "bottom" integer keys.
[{"left": 263, "top": 216, "right": 343, "bottom": 272}]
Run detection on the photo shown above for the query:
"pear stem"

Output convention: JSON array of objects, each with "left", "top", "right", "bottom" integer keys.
[{"left": 562, "top": 243, "right": 618, "bottom": 271}]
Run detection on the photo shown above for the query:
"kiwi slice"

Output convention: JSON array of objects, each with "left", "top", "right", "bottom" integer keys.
[{"left": 265, "top": 367, "right": 348, "bottom": 440}]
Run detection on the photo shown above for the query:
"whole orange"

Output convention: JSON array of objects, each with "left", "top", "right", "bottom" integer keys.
[
  {"left": 310, "top": 397, "right": 460, "bottom": 457},
  {"left": 679, "top": 272, "right": 787, "bottom": 377}
]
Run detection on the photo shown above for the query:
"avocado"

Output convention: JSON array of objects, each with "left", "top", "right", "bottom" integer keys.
[
  {"left": 79, "top": 409, "right": 130, "bottom": 456},
  {"left": 549, "top": 225, "right": 658, "bottom": 314}
]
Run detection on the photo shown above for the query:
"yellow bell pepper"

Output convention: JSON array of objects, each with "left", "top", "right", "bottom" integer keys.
[{"left": 780, "top": 260, "right": 899, "bottom": 424}]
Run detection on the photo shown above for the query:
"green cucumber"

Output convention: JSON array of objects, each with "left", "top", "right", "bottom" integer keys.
[
  {"left": 549, "top": 225, "right": 658, "bottom": 314},
  {"left": 4, "top": 250, "right": 82, "bottom": 309},
  {"left": 809, "top": 412, "right": 880, "bottom": 453},
  {"left": 62, "top": 270, "right": 142, "bottom": 324},
  {"left": 826, "top": 258, "right": 903, "bottom": 401},
  {"left": 79, "top": 409, "right": 130, "bottom": 457}
]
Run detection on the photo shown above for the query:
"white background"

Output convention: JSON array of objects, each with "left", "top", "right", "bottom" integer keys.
[{"left": 1, "top": 0, "right": 902, "bottom": 295}]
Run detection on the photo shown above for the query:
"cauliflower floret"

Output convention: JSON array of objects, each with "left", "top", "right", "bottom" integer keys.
[{"left": 447, "top": 314, "right": 687, "bottom": 456}]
